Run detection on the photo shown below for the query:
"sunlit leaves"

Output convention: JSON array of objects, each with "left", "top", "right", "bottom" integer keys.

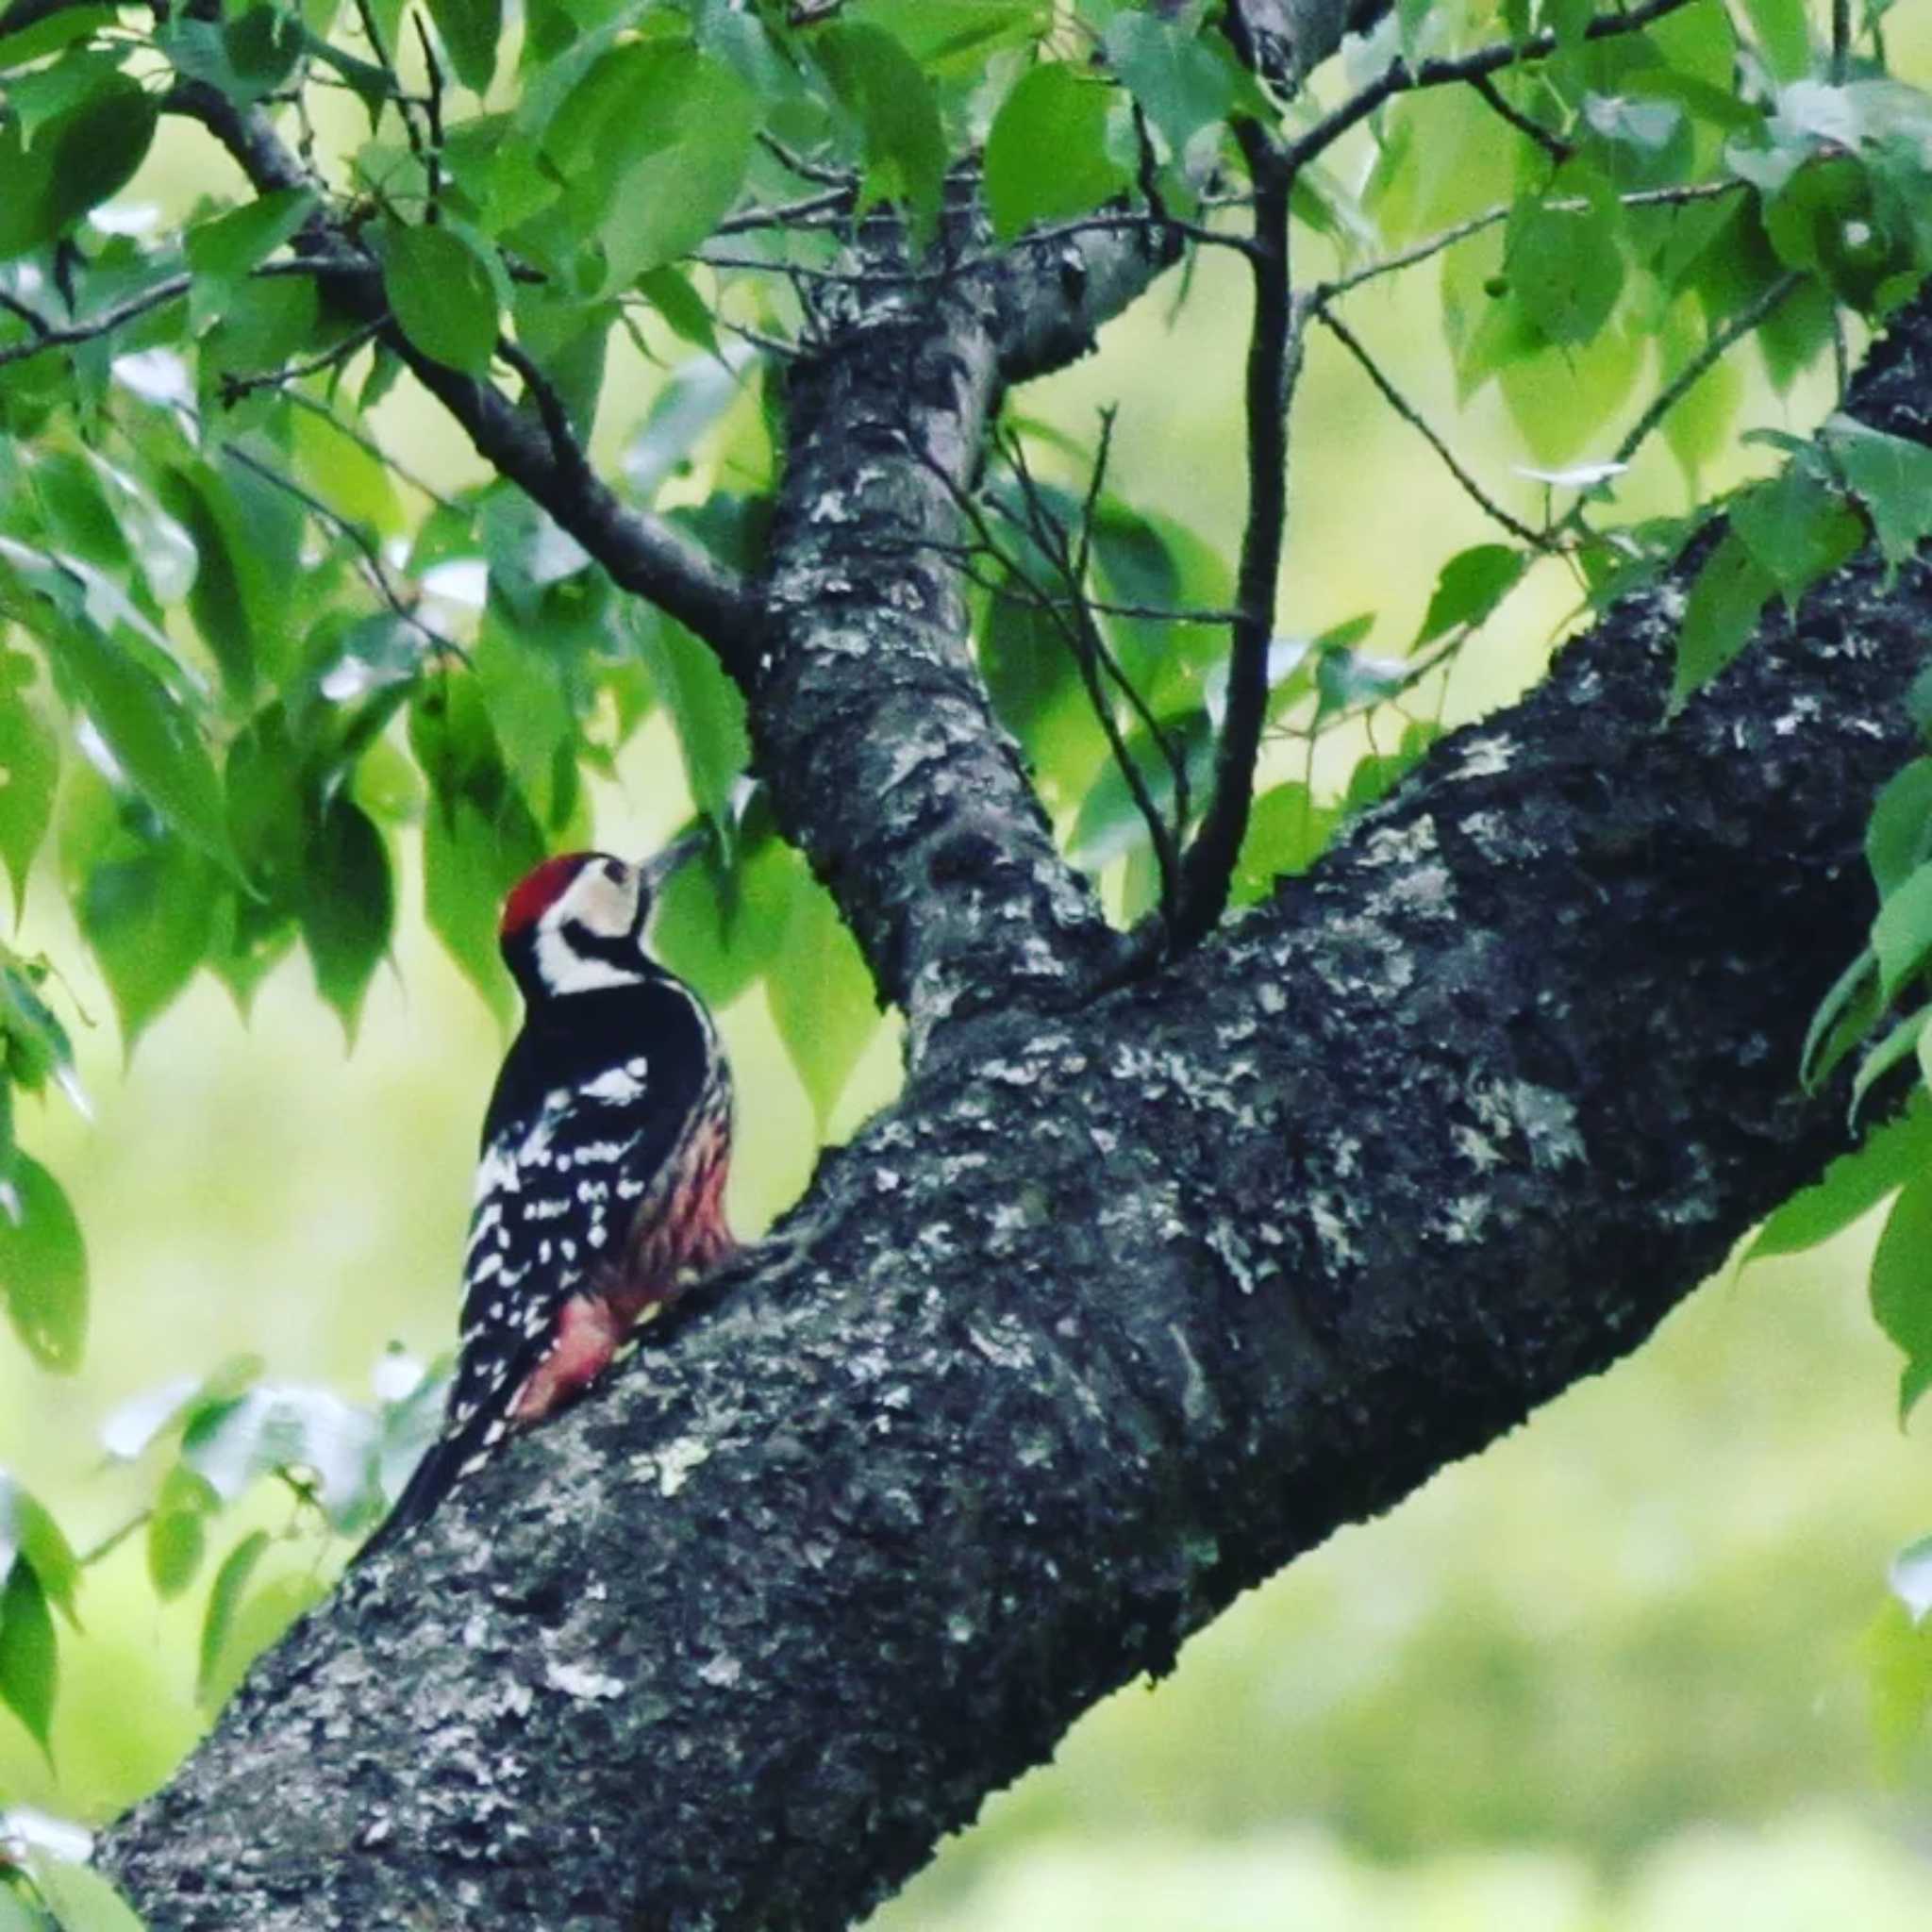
[
  {"left": 1506, "top": 167, "right": 1626, "bottom": 347},
  {"left": 0, "top": 1153, "right": 87, "bottom": 1374},
  {"left": 1872, "top": 1169, "right": 1932, "bottom": 1421},
  {"left": 0, "top": 663, "right": 56, "bottom": 921},
  {"left": 987, "top": 65, "right": 1128, "bottom": 242},
  {"left": 1415, "top": 545, "right": 1527, "bottom": 649},
  {"left": 0, "top": 1561, "right": 55, "bottom": 1754}
]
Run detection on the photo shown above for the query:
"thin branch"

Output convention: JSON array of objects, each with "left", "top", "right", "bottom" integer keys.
[
  {"left": 218, "top": 317, "right": 384, "bottom": 402},
  {"left": 158, "top": 83, "right": 763, "bottom": 677},
  {"left": 0, "top": 289, "right": 52, "bottom": 338},
  {"left": 1284, "top": 0, "right": 1703, "bottom": 172},
  {"left": 1315, "top": 179, "right": 1740, "bottom": 303},
  {"left": 282, "top": 390, "right": 459, "bottom": 511},
  {"left": 714, "top": 189, "right": 855, "bottom": 238},
  {"left": 0, "top": 274, "right": 190, "bottom": 370},
  {"left": 219, "top": 443, "right": 463, "bottom": 663},
  {"left": 758, "top": 132, "right": 858, "bottom": 188},
  {"left": 1170, "top": 126, "right": 1300, "bottom": 950},
  {"left": 1465, "top": 70, "right": 1574, "bottom": 164},
  {"left": 997, "top": 431, "right": 1185, "bottom": 913},
  {"left": 1605, "top": 269, "right": 1804, "bottom": 473},
  {"left": 1314, "top": 302, "right": 1546, "bottom": 547}
]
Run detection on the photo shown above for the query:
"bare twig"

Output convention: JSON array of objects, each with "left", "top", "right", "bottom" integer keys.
[{"left": 1314, "top": 303, "right": 1545, "bottom": 547}]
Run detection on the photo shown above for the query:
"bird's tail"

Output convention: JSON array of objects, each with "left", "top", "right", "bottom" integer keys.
[{"left": 351, "top": 1434, "right": 467, "bottom": 1566}]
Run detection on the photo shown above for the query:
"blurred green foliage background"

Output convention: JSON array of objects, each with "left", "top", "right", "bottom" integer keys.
[{"left": 5, "top": 12, "right": 1932, "bottom": 1927}]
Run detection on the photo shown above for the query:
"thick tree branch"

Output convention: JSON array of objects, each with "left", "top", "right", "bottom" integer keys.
[
  {"left": 101, "top": 291, "right": 1932, "bottom": 1929},
  {"left": 758, "top": 225, "right": 1127, "bottom": 1054}
]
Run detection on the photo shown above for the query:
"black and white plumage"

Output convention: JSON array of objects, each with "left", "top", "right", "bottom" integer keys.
[{"left": 365, "top": 844, "right": 732, "bottom": 1554}]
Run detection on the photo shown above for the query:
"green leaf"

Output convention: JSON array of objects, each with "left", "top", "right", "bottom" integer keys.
[
  {"left": 46, "top": 621, "right": 234, "bottom": 867},
  {"left": 593, "top": 61, "right": 755, "bottom": 291},
  {"left": 184, "top": 189, "right": 315, "bottom": 329},
  {"left": 766, "top": 868, "right": 881, "bottom": 1130},
  {"left": 1868, "top": 758, "right": 1932, "bottom": 899},
  {"left": 380, "top": 223, "right": 498, "bottom": 377},
  {"left": 1749, "top": 1097, "right": 1932, "bottom": 1261},
  {"left": 1414, "top": 544, "right": 1528, "bottom": 648},
  {"left": 849, "top": 0, "right": 1047, "bottom": 75},
  {"left": 0, "top": 1879, "right": 45, "bottom": 1932},
  {"left": 633, "top": 613, "right": 749, "bottom": 834},
  {"left": 1105, "top": 10, "right": 1233, "bottom": 162},
  {"left": 0, "top": 1154, "right": 87, "bottom": 1374},
  {"left": 1668, "top": 531, "right": 1774, "bottom": 714},
  {"left": 0, "top": 668, "right": 57, "bottom": 922},
  {"left": 65, "top": 773, "right": 220, "bottom": 1057},
  {"left": 1851, "top": 1007, "right": 1930, "bottom": 1124},
  {"left": 0, "top": 1474, "right": 79, "bottom": 1625},
  {"left": 654, "top": 821, "right": 799, "bottom": 1010},
  {"left": 0, "top": 6, "right": 114, "bottom": 68},
  {"left": 1872, "top": 1168, "right": 1932, "bottom": 1420},
  {"left": 425, "top": 0, "right": 501, "bottom": 94},
  {"left": 1505, "top": 167, "right": 1624, "bottom": 346},
  {"left": 541, "top": 44, "right": 756, "bottom": 295},
  {"left": 1233, "top": 782, "right": 1339, "bottom": 902},
  {"left": 986, "top": 63, "right": 1130, "bottom": 242},
  {"left": 155, "top": 464, "right": 257, "bottom": 700},
  {"left": 1740, "top": 0, "right": 1810, "bottom": 81},
  {"left": 24, "top": 1857, "right": 149, "bottom": 1932},
  {"left": 813, "top": 23, "right": 946, "bottom": 236},
  {"left": 196, "top": 1529, "right": 269, "bottom": 1707},
  {"left": 36, "top": 75, "right": 158, "bottom": 244},
  {"left": 0, "top": 1560, "right": 56, "bottom": 1755},
  {"left": 1799, "top": 944, "right": 1880, "bottom": 1092},
  {"left": 146, "top": 1466, "right": 214, "bottom": 1600},
  {"left": 1728, "top": 466, "right": 1863, "bottom": 610},
  {"left": 420, "top": 789, "right": 542, "bottom": 1027},
  {"left": 635, "top": 266, "right": 718, "bottom": 355},
  {"left": 298, "top": 798, "right": 393, "bottom": 1042},
  {"left": 1826, "top": 415, "right": 1932, "bottom": 586},
  {"left": 1874, "top": 859, "right": 1932, "bottom": 1005}
]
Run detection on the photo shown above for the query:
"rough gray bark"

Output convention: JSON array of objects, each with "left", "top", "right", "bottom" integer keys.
[{"left": 98, "top": 281, "right": 1932, "bottom": 1924}]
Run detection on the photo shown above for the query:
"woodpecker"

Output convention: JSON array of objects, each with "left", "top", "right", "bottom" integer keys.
[{"left": 366, "top": 840, "right": 732, "bottom": 1552}]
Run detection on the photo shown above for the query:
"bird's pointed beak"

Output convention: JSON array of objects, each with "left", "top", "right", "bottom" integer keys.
[{"left": 637, "top": 826, "right": 710, "bottom": 897}]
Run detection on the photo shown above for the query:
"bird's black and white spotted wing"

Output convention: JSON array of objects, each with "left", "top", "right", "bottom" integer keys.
[{"left": 368, "top": 978, "right": 710, "bottom": 1548}]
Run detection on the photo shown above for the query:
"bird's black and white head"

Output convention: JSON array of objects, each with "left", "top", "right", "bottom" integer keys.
[{"left": 498, "top": 838, "right": 699, "bottom": 1004}]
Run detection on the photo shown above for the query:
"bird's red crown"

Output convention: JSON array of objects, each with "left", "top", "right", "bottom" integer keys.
[{"left": 499, "top": 853, "right": 601, "bottom": 941}]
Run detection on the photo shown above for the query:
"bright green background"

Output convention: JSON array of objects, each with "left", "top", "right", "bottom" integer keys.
[{"left": 5, "top": 13, "right": 1932, "bottom": 1930}]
